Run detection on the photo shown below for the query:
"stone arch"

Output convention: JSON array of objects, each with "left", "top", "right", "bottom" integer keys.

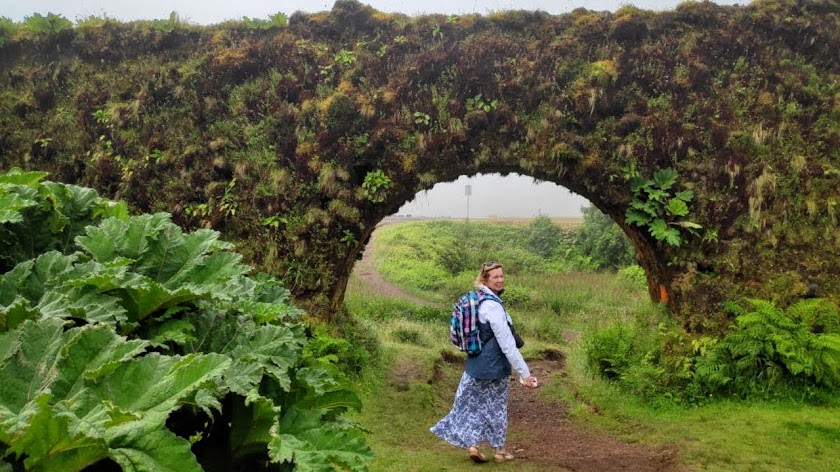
[{"left": 1, "top": 0, "right": 839, "bottom": 331}]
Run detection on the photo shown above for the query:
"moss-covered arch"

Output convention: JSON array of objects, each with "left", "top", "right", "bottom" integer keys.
[{"left": 1, "top": 0, "right": 839, "bottom": 331}]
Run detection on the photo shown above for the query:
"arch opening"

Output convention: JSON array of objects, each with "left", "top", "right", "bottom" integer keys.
[{"left": 333, "top": 170, "right": 662, "bottom": 319}]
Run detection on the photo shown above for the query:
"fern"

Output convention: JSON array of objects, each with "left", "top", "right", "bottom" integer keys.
[
  {"left": 807, "top": 334, "right": 840, "bottom": 386},
  {"left": 697, "top": 298, "right": 840, "bottom": 396},
  {"left": 787, "top": 298, "right": 840, "bottom": 334},
  {"left": 584, "top": 322, "right": 636, "bottom": 380},
  {"left": 693, "top": 350, "right": 731, "bottom": 391}
]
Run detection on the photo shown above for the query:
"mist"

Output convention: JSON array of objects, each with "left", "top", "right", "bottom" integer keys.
[{"left": 396, "top": 173, "right": 590, "bottom": 218}]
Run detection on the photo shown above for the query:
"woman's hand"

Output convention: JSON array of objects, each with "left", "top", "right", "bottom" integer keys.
[{"left": 519, "top": 376, "right": 539, "bottom": 388}]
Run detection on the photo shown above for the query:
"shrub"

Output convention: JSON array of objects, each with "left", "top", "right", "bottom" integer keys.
[
  {"left": 305, "top": 323, "right": 375, "bottom": 378},
  {"left": 584, "top": 322, "right": 637, "bottom": 380},
  {"left": 618, "top": 264, "right": 647, "bottom": 287},
  {"left": 393, "top": 327, "right": 427, "bottom": 346},
  {"left": 619, "top": 360, "right": 669, "bottom": 398},
  {"left": 584, "top": 298, "right": 840, "bottom": 403},
  {"left": 584, "top": 299, "right": 840, "bottom": 403},
  {"left": 501, "top": 284, "right": 537, "bottom": 309},
  {"left": 499, "top": 246, "right": 550, "bottom": 275},
  {"left": 575, "top": 206, "right": 636, "bottom": 270},
  {"left": 525, "top": 215, "right": 563, "bottom": 258},
  {"left": 693, "top": 298, "right": 840, "bottom": 396},
  {"left": 437, "top": 243, "right": 470, "bottom": 275}
]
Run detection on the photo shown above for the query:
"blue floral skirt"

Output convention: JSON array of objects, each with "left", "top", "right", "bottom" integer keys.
[{"left": 430, "top": 372, "right": 509, "bottom": 449}]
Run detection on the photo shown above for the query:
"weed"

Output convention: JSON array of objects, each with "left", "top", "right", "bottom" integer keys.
[
  {"left": 393, "top": 327, "right": 428, "bottom": 346},
  {"left": 413, "top": 111, "right": 430, "bottom": 126},
  {"left": 362, "top": 170, "right": 392, "bottom": 203},
  {"left": 465, "top": 93, "right": 499, "bottom": 113},
  {"left": 624, "top": 167, "right": 702, "bottom": 247}
]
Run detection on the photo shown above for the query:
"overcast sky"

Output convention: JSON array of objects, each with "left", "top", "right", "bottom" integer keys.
[
  {"left": 4, "top": 0, "right": 746, "bottom": 26},
  {"left": 397, "top": 174, "right": 590, "bottom": 218},
  {"left": 2, "top": 0, "right": 745, "bottom": 217}
]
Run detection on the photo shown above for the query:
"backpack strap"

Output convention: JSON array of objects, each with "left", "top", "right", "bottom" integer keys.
[
  {"left": 475, "top": 291, "right": 504, "bottom": 344},
  {"left": 477, "top": 290, "right": 502, "bottom": 306}
]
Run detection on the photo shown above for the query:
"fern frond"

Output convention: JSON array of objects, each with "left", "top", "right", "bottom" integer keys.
[
  {"left": 788, "top": 298, "right": 840, "bottom": 334},
  {"left": 723, "top": 299, "right": 747, "bottom": 317},
  {"left": 807, "top": 334, "right": 840, "bottom": 386}
]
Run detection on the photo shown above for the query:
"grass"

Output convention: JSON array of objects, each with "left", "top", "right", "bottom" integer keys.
[
  {"left": 564, "top": 344, "right": 840, "bottom": 471},
  {"left": 350, "top": 342, "right": 551, "bottom": 472},
  {"left": 345, "top": 220, "right": 840, "bottom": 472}
]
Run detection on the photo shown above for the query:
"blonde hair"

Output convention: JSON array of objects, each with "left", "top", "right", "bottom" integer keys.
[{"left": 474, "top": 261, "right": 503, "bottom": 288}]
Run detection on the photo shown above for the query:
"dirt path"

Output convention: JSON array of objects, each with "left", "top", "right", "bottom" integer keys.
[
  {"left": 505, "top": 358, "right": 687, "bottom": 471},
  {"left": 353, "top": 231, "right": 436, "bottom": 307},
  {"left": 354, "top": 233, "right": 688, "bottom": 472}
]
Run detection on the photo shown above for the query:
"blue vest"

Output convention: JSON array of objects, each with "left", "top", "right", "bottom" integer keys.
[{"left": 464, "top": 320, "right": 512, "bottom": 380}]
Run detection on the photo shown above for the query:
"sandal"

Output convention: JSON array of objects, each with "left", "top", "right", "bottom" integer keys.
[
  {"left": 493, "top": 451, "right": 515, "bottom": 463},
  {"left": 468, "top": 446, "right": 488, "bottom": 463}
]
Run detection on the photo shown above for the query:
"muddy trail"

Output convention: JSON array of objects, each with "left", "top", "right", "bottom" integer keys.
[{"left": 353, "top": 232, "right": 688, "bottom": 471}]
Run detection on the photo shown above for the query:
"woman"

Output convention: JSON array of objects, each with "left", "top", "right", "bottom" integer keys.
[{"left": 430, "top": 261, "right": 539, "bottom": 463}]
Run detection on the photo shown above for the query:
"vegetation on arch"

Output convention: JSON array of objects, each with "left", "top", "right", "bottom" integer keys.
[
  {"left": 0, "top": 169, "right": 372, "bottom": 471},
  {"left": 0, "top": 0, "right": 839, "bottom": 323},
  {"left": 623, "top": 166, "right": 703, "bottom": 248}
]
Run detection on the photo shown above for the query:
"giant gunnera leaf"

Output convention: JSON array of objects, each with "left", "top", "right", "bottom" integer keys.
[
  {"left": 269, "top": 407, "right": 371, "bottom": 472},
  {"left": 184, "top": 311, "right": 305, "bottom": 396},
  {"left": 0, "top": 318, "right": 230, "bottom": 471},
  {"left": 0, "top": 171, "right": 371, "bottom": 471},
  {"left": 74, "top": 214, "right": 252, "bottom": 324},
  {"left": 0, "top": 168, "right": 126, "bottom": 274}
]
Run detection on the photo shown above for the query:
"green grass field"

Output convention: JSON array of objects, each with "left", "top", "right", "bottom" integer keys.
[{"left": 345, "top": 220, "right": 840, "bottom": 472}]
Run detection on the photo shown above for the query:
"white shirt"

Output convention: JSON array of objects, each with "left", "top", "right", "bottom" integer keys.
[{"left": 477, "top": 285, "right": 531, "bottom": 380}]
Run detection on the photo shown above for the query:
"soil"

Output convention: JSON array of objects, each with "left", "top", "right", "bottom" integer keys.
[
  {"left": 505, "top": 358, "right": 688, "bottom": 472},
  {"left": 353, "top": 232, "right": 691, "bottom": 472}
]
